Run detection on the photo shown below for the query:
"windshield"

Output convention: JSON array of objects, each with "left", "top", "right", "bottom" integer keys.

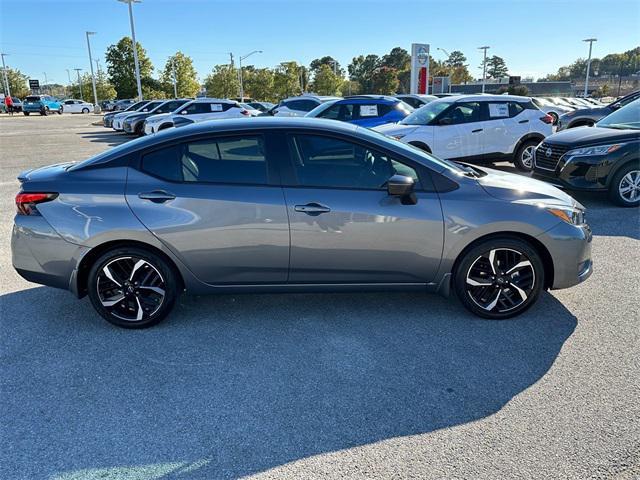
[
  {"left": 155, "top": 100, "right": 187, "bottom": 113},
  {"left": 127, "top": 101, "right": 148, "bottom": 111},
  {"left": 357, "top": 125, "right": 468, "bottom": 174},
  {"left": 596, "top": 99, "right": 640, "bottom": 130},
  {"left": 400, "top": 101, "right": 452, "bottom": 125}
]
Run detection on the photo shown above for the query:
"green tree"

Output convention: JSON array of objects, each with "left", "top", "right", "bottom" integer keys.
[
  {"left": 69, "top": 71, "right": 116, "bottom": 102},
  {"left": 445, "top": 50, "right": 467, "bottom": 68},
  {"left": 243, "top": 68, "right": 275, "bottom": 101},
  {"left": 312, "top": 64, "right": 343, "bottom": 95},
  {"left": 105, "top": 37, "right": 154, "bottom": 98},
  {"left": 160, "top": 52, "right": 200, "bottom": 98},
  {"left": 203, "top": 64, "right": 239, "bottom": 98},
  {"left": 381, "top": 47, "right": 410, "bottom": 70},
  {"left": 348, "top": 54, "right": 380, "bottom": 93},
  {"left": 273, "top": 62, "right": 301, "bottom": 99},
  {"left": 2, "top": 67, "right": 29, "bottom": 98},
  {"left": 482, "top": 55, "right": 509, "bottom": 78},
  {"left": 371, "top": 66, "right": 399, "bottom": 94},
  {"left": 310, "top": 56, "right": 343, "bottom": 76}
]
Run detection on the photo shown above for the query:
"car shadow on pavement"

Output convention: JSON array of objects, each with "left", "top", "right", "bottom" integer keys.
[
  {"left": 1, "top": 285, "right": 577, "bottom": 479},
  {"left": 78, "top": 131, "right": 131, "bottom": 147}
]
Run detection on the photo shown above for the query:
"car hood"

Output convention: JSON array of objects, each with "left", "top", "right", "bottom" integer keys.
[
  {"left": 543, "top": 126, "right": 639, "bottom": 146},
  {"left": 114, "top": 111, "right": 138, "bottom": 120},
  {"left": 474, "top": 165, "right": 581, "bottom": 208},
  {"left": 373, "top": 123, "right": 419, "bottom": 136}
]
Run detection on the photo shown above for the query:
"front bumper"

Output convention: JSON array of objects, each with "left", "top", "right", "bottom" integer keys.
[
  {"left": 538, "top": 220, "right": 592, "bottom": 290},
  {"left": 123, "top": 120, "right": 134, "bottom": 133},
  {"left": 12, "top": 215, "right": 85, "bottom": 293}
]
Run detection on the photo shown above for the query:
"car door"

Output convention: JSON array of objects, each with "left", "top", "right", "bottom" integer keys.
[
  {"left": 430, "top": 101, "right": 484, "bottom": 161},
  {"left": 482, "top": 101, "right": 530, "bottom": 157},
  {"left": 125, "top": 133, "right": 290, "bottom": 285},
  {"left": 281, "top": 133, "right": 444, "bottom": 283},
  {"left": 63, "top": 100, "right": 77, "bottom": 113}
]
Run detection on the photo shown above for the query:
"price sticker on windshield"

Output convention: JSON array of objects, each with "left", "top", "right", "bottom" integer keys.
[
  {"left": 488, "top": 103, "right": 509, "bottom": 117},
  {"left": 359, "top": 105, "right": 378, "bottom": 117}
]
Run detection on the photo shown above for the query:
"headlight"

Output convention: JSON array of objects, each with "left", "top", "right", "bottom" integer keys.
[
  {"left": 565, "top": 144, "right": 623, "bottom": 157},
  {"left": 547, "top": 206, "right": 585, "bottom": 225}
]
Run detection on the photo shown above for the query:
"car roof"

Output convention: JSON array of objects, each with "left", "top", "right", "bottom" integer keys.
[
  {"left": 189, "top": 97, "right": 237, "bottom": 104},
  {"left": 283, "top": 95, "right": 341, "bottom": 102}
]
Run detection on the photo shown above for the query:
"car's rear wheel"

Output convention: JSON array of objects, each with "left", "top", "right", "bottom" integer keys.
[
  {"left": 608, "top": 163, "right": 640, "bottom": 207},
  {"left": 454, "top": 238, "right": 545, "bottom": 319},
  {"left": 58, "top": 107, "right": 63, "bottom": 114},
  {"left": 87, "top": 247, "right": 180, "bottom": 328},
  {"left": 514, "top": 140, "right": 539, "bottom": 172}
]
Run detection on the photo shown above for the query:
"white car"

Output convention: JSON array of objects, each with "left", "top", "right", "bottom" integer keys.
[
  {"left": 272, "top": 95, "right": 341, "bottom": 117},
  {"left": 531, "top": 97, "right": 573, "bottom": 125},
  {"left": 374, "top": 94, "right": 554, "bottom": 171},
  {"left": 239, "top": 103, "right": 262, "bottom": 116},
  {"left": 395, "top": 94, "right": 438, "bottom": 109},
  {"left": 145, "top": 98, "right": 252, "bottom": 133},
  {"left": 61, "top": 99, "right": 93, "bottom": 114},
  {"left": 112, "top": 101, "right": 155, "bottom": 131}
]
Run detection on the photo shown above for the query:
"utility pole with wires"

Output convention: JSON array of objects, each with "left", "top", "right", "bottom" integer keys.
[{"left": 1, "top": 53, "right": 11, "bottom": 97}]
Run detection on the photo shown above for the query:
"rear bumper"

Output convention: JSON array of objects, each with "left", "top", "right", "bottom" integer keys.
[
  {"left": 11, "top": 215, "right": 85, "bottom": 294},
  {"left": 538, "top": 220, "right": 593, "bottom": 289}
]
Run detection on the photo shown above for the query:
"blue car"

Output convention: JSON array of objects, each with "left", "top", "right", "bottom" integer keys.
[
  {"left": 305, "top": 95, "right": 413, "bottom": 128},
  {"left": 22, "top": 95, "right": 63, "bottom": 116}
]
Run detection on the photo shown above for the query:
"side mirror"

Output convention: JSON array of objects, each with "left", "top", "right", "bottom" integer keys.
[
  {"left": 387, "top": 174, "right": 417, "bottom": 204},
  {"left": 438, "top": 117, "right": 452, "bottom": 125}
]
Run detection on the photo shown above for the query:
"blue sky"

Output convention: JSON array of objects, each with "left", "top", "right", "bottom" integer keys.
[{"left": 1, "top": 0, "right": 638, "bottom": 86}]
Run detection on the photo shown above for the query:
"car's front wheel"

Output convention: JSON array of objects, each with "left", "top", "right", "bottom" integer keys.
[
  {"left": 82, "top": 107, "right": 90, "bottom": 114},
  {"left": 514, "top": 140, "right": 539, "bottom": 172},
  {"left": 609, "top": 163, "right": 640, "bottom": 207},
  {"left": 41, "top": 107, "right": 49, "bottom": 116},
  {"left": 58, "top": 107, "right": 63, "bottom": 115},
  {"left": 454, "top": 238, "right": 545, "bottom": 319},
  {"left": 23, "top": 112, "right": 29, "bottom": 116},
  {"left": 87, "top": 247, "right": 180, "bottom": 328}
]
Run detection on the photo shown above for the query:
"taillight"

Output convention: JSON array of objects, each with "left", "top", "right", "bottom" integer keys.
[
  {"left": 240, "top": 109, "right": 250, "bottom": 116},
  {"left": 540, "top": 114, "right": 554, "bottom": 124},
  {"left": 15, "top": 192, "right": 58, "bottom": 215}
]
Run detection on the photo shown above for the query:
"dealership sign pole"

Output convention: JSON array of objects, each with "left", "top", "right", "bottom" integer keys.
[{"left": 410, "top": 43, "right": 430, "bottom": 94}]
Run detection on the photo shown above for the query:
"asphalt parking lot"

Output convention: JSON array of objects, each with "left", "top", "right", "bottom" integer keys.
[{"left": 0, "top": 113, "right": 638, "bottom": 480}]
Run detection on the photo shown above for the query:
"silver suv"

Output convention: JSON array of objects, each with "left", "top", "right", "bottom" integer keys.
[{"left": 12, "top": 118, "right": 592, "bottom": 328}]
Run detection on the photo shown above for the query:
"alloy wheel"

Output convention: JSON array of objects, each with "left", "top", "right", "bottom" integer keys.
[
  {"left": 618, "top": 170, "right": 640, "bottom": 203},
  {"left": 521, "top": 146, "right": 535, "bottom": 169},
  {"left": 465, "top": 248, "right": 535, "bottom": 313},
  {"left": 96, "top": 256, "right": 166, "bottom": 322}
]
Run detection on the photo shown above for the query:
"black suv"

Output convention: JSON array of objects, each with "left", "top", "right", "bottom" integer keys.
[
  {"left": 557, "top": 90, "right": 640, "bottom": 130},
  {"left": 533, "top": 99, "right": 640, "bottom": 207}
]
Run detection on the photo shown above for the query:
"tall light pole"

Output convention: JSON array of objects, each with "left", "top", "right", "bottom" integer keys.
[
  {"left": 583, "top": 38, "right": 597, "bottom": 97},
  {"left": 328, "top": 60, "right": 338, "bottom": 75},
  {"left": 118, "top": 0, "right": 143, "bottom": 101},
  {"left": 0, "top": 53, "right": 10, "bottom": 97},
  {"left": 74, "top": 68, "right": 84, "bottom": 101},
  {"left": 437, "top": 47, "right": 450, "bottom": 58},
  {"left": 171, "top": 58, "right": 178, "bottom": 97},
  {"left": 238, "top": 50, "right": 262, "bottom": 101},
  {"left": 86, "top": 31, "right": 99, "bottom": 111},
  {"left": 478, "top": 46, "right": 490, "bottom": 93},
  {"left": 65, "top": 68, "right": 72, "bottom": 84}
]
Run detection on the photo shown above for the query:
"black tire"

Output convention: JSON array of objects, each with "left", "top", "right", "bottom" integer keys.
[
  {"left": 454, "top": 237, "right": 545, "bottom": 320},
  {"left": 58, "top": 107, "right": 63, "bottom": 115},
  {"left": 514, "top": 139, "right": 539, "bottom": 172},
  {"left": 41, "top": 107, "right": 49, "bottom": 116},
  {"left": 82, "top": 107, "right": 90, "bottom": 114},
  {"left": 608, "top": 163, "right": 640, "bottom": 207},
  {"left": 23, "top": 112, "right": 29, "bottom": 116},
  {"left": 87, "top": 247, "right": 180, "bottom": 328}
]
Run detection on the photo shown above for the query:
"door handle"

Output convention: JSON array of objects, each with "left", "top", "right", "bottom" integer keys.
[
  {"left": 138, "top": 190, "right": 176, "bottom": 203},
  {"left": 472, "top": 128, "right": 483, "bottom": 133},
  {"left": 294, "top": 202, "right": 331, "bottom": 215},
  {"left": 518, "top": 119, "right": 529, "bottom": 124}
]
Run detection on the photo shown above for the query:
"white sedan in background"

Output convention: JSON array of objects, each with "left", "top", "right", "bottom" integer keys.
[{"left": 61, "top": 99, "right": 94, "bottom": 114}]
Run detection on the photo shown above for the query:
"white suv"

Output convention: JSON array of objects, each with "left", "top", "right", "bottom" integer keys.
[
  {"left": 273, "top": 95, "right": 341, "bottom": 117},
  {"left": 144, "top": 98, "right": 251, "bottom": 133},
  {"left": 374, "top": 94, "right": 554, "bottom": 171}
]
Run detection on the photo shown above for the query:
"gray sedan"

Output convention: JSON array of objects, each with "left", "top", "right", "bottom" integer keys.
[{"left": 12, "top": 118, "right": 592, "bottom": 328}]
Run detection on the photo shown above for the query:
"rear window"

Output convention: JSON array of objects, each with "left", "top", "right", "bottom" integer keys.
[{"left": 26, "top": 96, "right": 41, "bottom": 102}]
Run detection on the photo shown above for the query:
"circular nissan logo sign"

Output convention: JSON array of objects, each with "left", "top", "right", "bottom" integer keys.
[{"left": 417, "top": 47, "right": 428, "bottom": 65}]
